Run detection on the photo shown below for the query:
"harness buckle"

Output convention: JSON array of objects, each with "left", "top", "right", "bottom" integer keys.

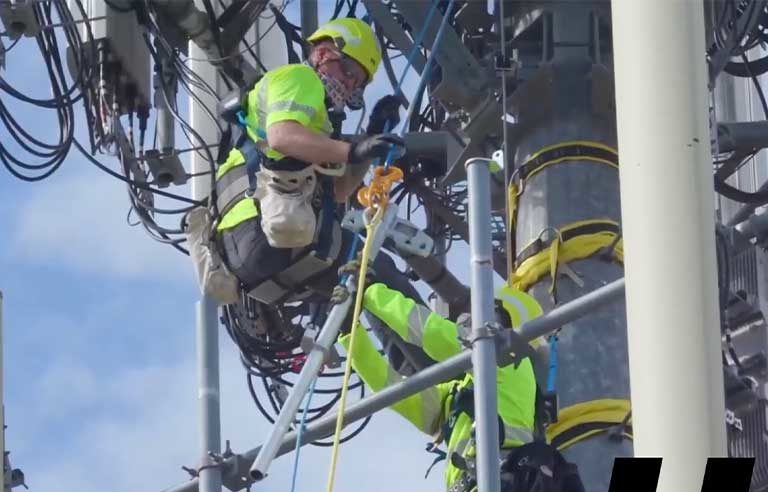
[{"left": 540, "top": 391, "right": 560, "bottom": 425}]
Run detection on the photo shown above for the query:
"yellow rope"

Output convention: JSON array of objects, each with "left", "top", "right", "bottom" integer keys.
[{"left": 325, "top": 205, "right": 385, "bottom": 492}]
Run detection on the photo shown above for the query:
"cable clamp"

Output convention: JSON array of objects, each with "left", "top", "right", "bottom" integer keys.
[
  {"left": 182, "top": 449, "right": 226, "bottom": 479},
  {"left": 471, "top": 321, "right": 502, "bottom": 344},
  {"left": 299, "top": 325, "right": 341, "bottom": 368},
  {"left": 457, "top": 320, "right": 508, "bottom": 349}
]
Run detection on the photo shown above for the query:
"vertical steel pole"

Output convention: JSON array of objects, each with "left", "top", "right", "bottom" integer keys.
[
  {"left": 300, "top": 0, "right": 318, "bottom": 39},
  {"left": 189, "top": 2, "right": 222, "bottom": 490},
  {"left": 195, "top": 296, "right": 222, "bottom": 492},
  {"left": 612, "top": 1, "right": 728, "bottom": 491},
  {"left": 466, "top": 158, "right": 501, "bottom": 492}
]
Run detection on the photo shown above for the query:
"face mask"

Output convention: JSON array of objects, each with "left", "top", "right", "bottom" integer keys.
[{"left": 318, "top": 72, "right": 352, "bottom": 112}]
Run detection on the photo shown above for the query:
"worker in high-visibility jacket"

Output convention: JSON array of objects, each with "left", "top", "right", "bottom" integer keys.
[
  {"left": 341, "top": 283, "right": 542, "bottom": 492},
  {"left": 214, "top": 18, "right": 416, "bottom": 305}
]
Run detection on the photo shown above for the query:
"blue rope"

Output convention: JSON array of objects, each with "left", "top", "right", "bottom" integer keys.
[
  {"left": 383, "top": 0, "right": 457, "bottom": 168},
  {"left": 546, "top": 335, "right": 559, "bottom": 393},
  {"left": 391, "top": 0, "right": 442, "bottom": 98},
  {"left": 289, "top": 378, "right": 319, "bottom": 492},
  {"left": 287, "top": 4, "right": 450, "bottom": 483}
]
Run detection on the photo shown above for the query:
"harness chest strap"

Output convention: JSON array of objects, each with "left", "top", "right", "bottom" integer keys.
[
  {"left": 215, "top": 138, "right": 265, "bottom": 219},
  {"left": 508, "top": 141, "right": 619, "bottom": 233},
  {"left": 445, "top": 381, "right": 535, "bottom": 440},
  {"left": 546, "top": 398, "right": 632, "bottom": 451},
  {"left": 511, "top": 219, "right": 624, "bottom": 293},
  {"left": 215, "top": 138, "right": 344, "bottom": 304},
  {"left": 445, "top": 400, "right": 633, "bottom": 492},
  {"left": 247, "top": 217, "right": 343, "bottom": 304}
]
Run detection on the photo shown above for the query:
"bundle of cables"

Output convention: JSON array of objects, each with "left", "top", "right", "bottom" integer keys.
[
  {"left": 709, "top": 1, "right": 768, "bottom": 206},
  {"left": 710, "top": 0, "right": 767, "bottom": 56},
  {"left": 0, "top": 0, "right": 97, "bottom": 181},
  {"left": 1, "top": 0, "right": 443, "bottom": 446},
  {"left": 714, "top": 225, "right": 750, "bottom": 376},
  {"left": 221, "top": 300, "right": 372, "bottom": 446}
]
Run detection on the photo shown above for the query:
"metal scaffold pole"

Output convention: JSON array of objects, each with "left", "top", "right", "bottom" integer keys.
[
  {"left": 189, "top": 1, "right": 222, "bottom": 490},
  {"left": 300, "top": 0, "right": 318, "bottom": 38},
  {"left": 250, "top": 205, "right": 400, "bottom": 480},
  {"left": 160, "top": 278, "right": 626, "bottom": 492},
  {"left": 612, "top": 1, "right": 728, "bottom": 491},
  {"left": 466, "top": 158, "right": 501, "bottom": 492}
]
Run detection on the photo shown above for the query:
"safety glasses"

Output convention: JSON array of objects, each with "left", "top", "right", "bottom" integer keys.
[{"left": 333, "top": 51, "right": 367, "bottom": 88}]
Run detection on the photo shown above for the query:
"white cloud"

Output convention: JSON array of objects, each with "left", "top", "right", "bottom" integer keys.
[
  {"left": 10, "top": 338, "right": 443, "bottom": 492},
  {"left": 9, "top": 167, "right": 194, "bottom": 282}
]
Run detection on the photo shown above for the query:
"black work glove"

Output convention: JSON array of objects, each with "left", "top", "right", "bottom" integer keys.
[
  {"left": 347, "top": 134, "right": 406, "bottom": 165},
  {"left": 366, "top": 94, "right": 403, "bottom": 135}
]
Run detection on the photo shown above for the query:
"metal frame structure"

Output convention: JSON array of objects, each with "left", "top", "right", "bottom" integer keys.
[
  {"left": 164, "top": 275, "right": 626, "bottom": 492},
  {"left": 189, "top": 2, "right": 225, "bottom": 491},
  {"left": 9, "top": 0, "right": 766, "bottom": 490},
  {"left": 166, "top": 2, "right": 723, "bottom": 492},
  {"left": 466, "top": 157, "right": 502, "bottom": 492},
  {"left": 250, "top": 205, "right": 400, "bottom": 480}
]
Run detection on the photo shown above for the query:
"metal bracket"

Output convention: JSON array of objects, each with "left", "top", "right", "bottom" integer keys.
[
  {"left": 495, "top": 327, "right": 537, "bottom": 369},
  {"left": 221, "top": 453, "right": 254, "bottom": 491},
  {"left": 725, "top": 409, "right": 744, "bottom": 432},
  {"left": 4, "top": 451, "right": 26, "bottom": 490},
  {"left": 299, "top": 326, "right": 341, "bottom": 368},
  {"left": 558, "top": 262, "right": 585, "bottom": 288},
  {"left": 218, "top": 440, "right": 253, "bottom": 491},
  {"left": 471, "top": 321, "right": 502, "bottom": 344},
  {"left": 181, "top": 451, "right": 224, "bottom": 479},
  {"left": 342, "top": 209, "right": 434, "bottom": 258},
  {"left": 144, "top": 149, "right": 188, "bottom": 188}
]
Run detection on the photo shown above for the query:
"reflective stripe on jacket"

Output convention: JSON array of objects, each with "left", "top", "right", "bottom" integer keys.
[
  {"left": 340, "top": 283, "right": 537, "bottom": 489},
  {"left": 217, "top": 64, "right": 331, "bottom": 231}
]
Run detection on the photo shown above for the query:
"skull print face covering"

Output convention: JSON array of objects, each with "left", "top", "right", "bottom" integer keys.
[{"left": 318, "top": 72, "right": 352, "bottom": 112}]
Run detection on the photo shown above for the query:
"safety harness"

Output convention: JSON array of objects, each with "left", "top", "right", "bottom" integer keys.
[
  {"left": 508, "top": 141, "right": 619, "bottom": 236},
  {"left": 423, "top": 378, "right": 515, "bottom": 491},
  {"left": 506, "top": 141, "right": 631, "bottom": 465},
  {"left": 509, "top": 218, "right": 630, "bottom": 454},
  {"left": 214, "top": 117, "right": 344, "bottom": 305},
  {"left": 435, "top": 379, "right": 590, "bottom": 492},
  {"left": 511, "top": 219, "right": 624, "bottom": 295},
  {"left": 546, "top": 399, "right": 632, "bottom": 451}
]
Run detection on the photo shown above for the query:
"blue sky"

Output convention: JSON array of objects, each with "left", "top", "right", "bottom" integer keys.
[{"left": 0, "top": 2, "right": 455, "bottom": 491}]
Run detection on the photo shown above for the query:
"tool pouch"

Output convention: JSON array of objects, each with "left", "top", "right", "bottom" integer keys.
[{"left": 253, "top": 166, "right": 317, "bottom": 248}]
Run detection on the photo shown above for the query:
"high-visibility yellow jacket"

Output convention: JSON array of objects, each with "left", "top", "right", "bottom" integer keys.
[
  {"left": 216, "top": 64, "right": 332, "bottom": 231},
  {"left": 340, "top": 283, "right": 537, "bottom": 489}
]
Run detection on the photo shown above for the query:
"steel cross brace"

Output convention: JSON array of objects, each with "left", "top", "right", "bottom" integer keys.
[{"left": 160, "top": 278, "right": 625, "bottom": 492}]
